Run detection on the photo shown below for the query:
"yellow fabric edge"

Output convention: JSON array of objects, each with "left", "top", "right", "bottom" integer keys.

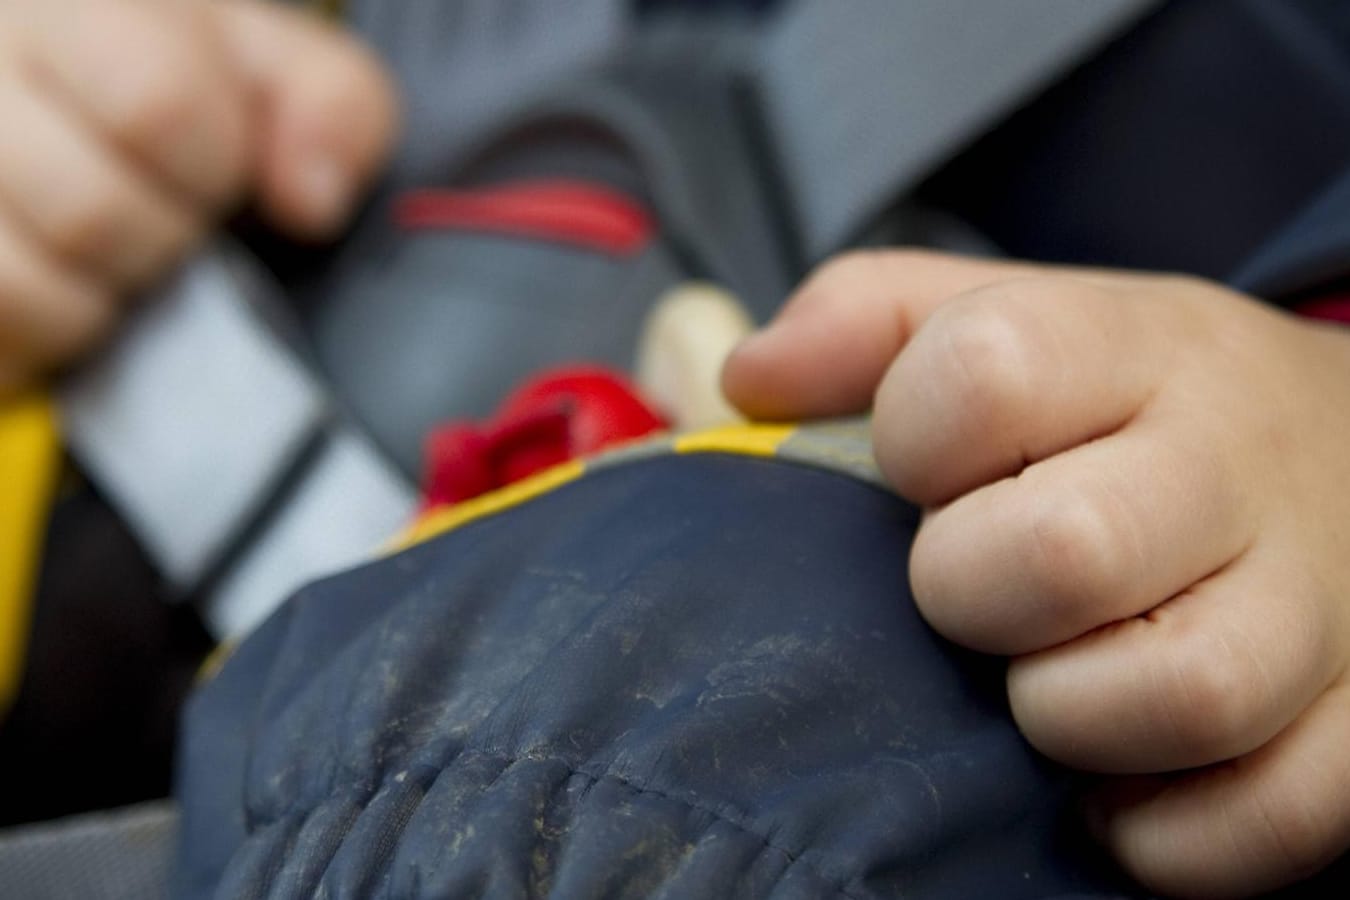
[
  {"left": 673, "top": 422, "right": 795, "bottom": 457},
  {"left": 196, "top": 640, "right": 237, "bottom": 686},
  {"left": 392, "top": 423, "right": 798, "bottom": 554},
  {"left": 0, "top": 394, "right": 60, "bottom": 716},
  {"left": 387, "top": 458, "right": 588, "bottom": 553}
]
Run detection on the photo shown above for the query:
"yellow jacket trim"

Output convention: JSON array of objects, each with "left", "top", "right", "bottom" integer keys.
[
  {"left": 673, "top": 422, "right": 795, "bottom": 457},
  {"left": 388, "top": 459, "right": 588, "bottom": 553},
  {"left": 389, "top": 423, "right": 801, "bottom": 554},
  {"left": 0, "top": 394, "right": 60, "bottom": 715}
]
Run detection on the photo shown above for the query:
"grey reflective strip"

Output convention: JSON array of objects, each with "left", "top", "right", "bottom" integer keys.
[
  {"left": 778, "top": 418, "right": 885, "bottom": 488},
  {"left": 206, "top": 429, "right": 414, "bottom": 640},
  {"left": 758, "top": 0, "right": 1159, "bottom": 260},
  {"left": 60, "top": 250, "right": 329, "bottom": 588},
  {"left": 587, "top": 418, "right": 884, "bottom": 488},
  {"left": 0, "top": 801, "right": 176, "bottom": 900},
  {"left": 60, "top": 246, "right": 417, "bottom": 640}
]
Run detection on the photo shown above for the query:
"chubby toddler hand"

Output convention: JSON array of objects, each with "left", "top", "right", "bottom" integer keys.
[
  {"left": 0, "top": 0, "right": 397, "bottom": 393},
  {"left": 724, "top": 249, "right": 1350, "bottom": 898}
]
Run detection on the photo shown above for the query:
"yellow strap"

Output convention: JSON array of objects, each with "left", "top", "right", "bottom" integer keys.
[{"left": 0, "top": 393, "right": 60, "bottom": 715}]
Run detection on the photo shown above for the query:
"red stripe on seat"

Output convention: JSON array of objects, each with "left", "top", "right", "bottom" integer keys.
[{"left": 394, "top": 180, "right": 655, "bottom": 256}]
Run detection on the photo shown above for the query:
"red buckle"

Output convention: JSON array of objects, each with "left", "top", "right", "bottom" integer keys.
[{"left": 421, "top": 366, "right": 668, "bottom": 510}]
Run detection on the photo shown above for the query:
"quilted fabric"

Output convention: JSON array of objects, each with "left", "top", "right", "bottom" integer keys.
[{"left": 175, "top": 451, "right": 1138, "bottom": 898}]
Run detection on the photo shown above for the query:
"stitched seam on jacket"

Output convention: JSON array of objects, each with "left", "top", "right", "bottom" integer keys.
[
  {"left": 486, "top": 748, "right": 868, "bottom": 899},
  {"left": 258, "top": 745, "right": 867, "bottom": 900}
]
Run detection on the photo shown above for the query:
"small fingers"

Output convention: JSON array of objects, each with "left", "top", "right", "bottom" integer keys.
[
  {"left": 722, "top": 249, "right": 1064, "bottom": 421},
  {"left": 0, "top": 67, "right": 200, "bottom": 289},
  {"left": 17, "top": 0, "right": 397, "bottom": 239},
  {"left": 0, "top": 212, "right": 114, "bottom": 391},
  {"left": 1008, "top": 547, "right": 1343, "bottom": 774},
  {"left": 911, "top": 410, "right": 1254, "bottom": 655},
  {"left": 210, "top": 0, "right": 400, "bottom": 236},
  {"left": 22, "top": 0, "right": 252, "bottom": 208},
  {"left": 1094, "top": 681, "right": 1350, "bottom": 897},
  {"left": 873, "top": 276, "right": 1162, "bottom": 505}
]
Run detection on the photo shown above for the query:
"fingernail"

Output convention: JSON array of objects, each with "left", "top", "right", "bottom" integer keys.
[{"left": 298, "top": 154, "right": 353, "bottom": 231}]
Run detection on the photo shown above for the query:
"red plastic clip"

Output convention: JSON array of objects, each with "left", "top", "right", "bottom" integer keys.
[{"left": 421, "top": 366, "right": 669, "bottom": 510}]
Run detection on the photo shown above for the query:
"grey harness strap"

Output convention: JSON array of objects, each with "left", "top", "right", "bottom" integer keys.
[
  {"left": 757, "top": 0, "right": 1160, "bottom": 261},
  {"left": 59, "top": 246, "right": 416, "bottom": 640},
  {"left": 351, "top": 0, "right": 630, "bottom": 183}
]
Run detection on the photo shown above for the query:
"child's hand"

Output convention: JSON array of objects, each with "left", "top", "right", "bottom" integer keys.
[
  {"left": 724, "top": 249, "right": 1350, "bottom": 898},
  {"left": 0, "top": 0, "right": 397, "bottom": 393}
]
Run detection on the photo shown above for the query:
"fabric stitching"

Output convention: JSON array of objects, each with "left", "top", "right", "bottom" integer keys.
[{"left": 252, "top": 743, "right": 867, "bottom": 900}]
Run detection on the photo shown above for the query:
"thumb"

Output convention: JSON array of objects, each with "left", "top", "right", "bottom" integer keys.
[
  {"left": 722, "top": 249, "right": 1055, "bottom": 421},
  {"left": 210, "top": 0, "right": 400, "bottom": 238}
]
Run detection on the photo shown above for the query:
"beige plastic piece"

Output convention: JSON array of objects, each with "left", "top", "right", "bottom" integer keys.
[{"left": 636, "top": 282, "right": 756, "bottom": 431}]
